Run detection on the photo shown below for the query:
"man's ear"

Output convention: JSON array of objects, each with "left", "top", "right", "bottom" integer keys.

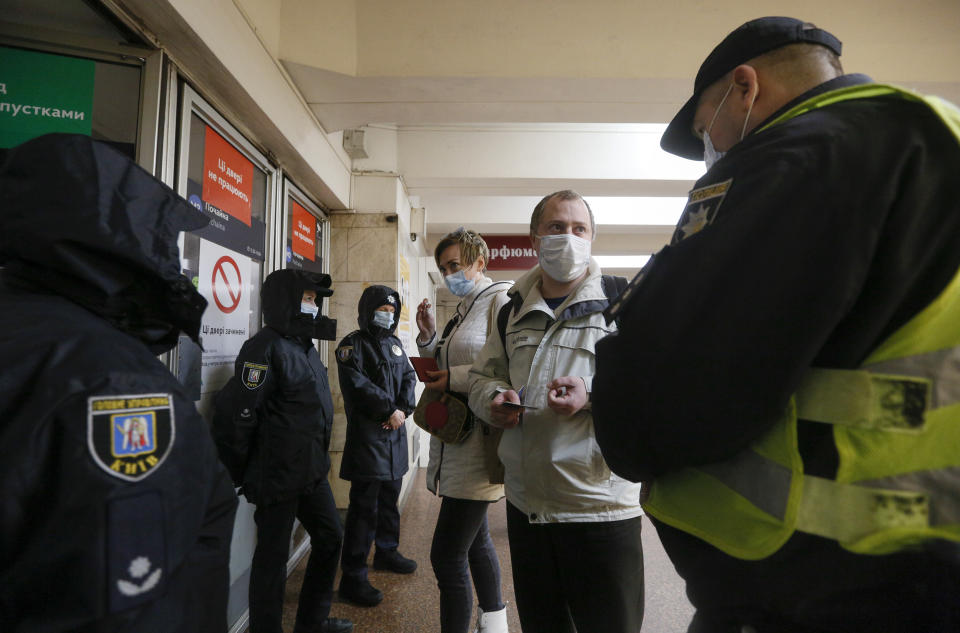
[
  {"left": 731, "top": 64, "right": 759, "bottom": 105},
  {"left": 529, "top": 233, "right": 538, "bottom": 249}
]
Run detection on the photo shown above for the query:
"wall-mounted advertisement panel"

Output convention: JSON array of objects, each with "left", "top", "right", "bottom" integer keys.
[
  {"left": 0, "top": 44, "right": 143, "bottom": 158},
  {"left": 482, "top": 234, "right": 539, "bottom": 270},
  {"left": 0, "top": 45, "right": 93, "bottom": 146},
  {"left": 283, "top": 183, "right": 328, "bottom": 276},
  {"left": 185, "top": 121, "right": 266, "bottom": 263}
]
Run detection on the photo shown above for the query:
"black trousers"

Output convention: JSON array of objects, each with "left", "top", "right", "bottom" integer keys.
[
  {"left": 506, "top": 502, "right": 644, "bottom": 633},
  {"left": 249, "top": 480, "right": 343, "bottom": 633},
  {"left": 430, "top": 497, "right": 504, "bottom": 633},
  {"left": 340, "top": 477, "right": 402, "bottom": 582}
]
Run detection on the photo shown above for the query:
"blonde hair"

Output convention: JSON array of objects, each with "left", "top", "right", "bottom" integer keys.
[{"left": 434, "top": 228, "right": 490, "bottom": 272}]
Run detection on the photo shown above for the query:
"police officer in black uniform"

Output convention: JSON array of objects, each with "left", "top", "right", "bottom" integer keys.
[
  {"left": 335, "top": 285, "right": 418, "bottom": 607},
  {"left": 593, "top": 17, "right": 960, "bottom": 633},
  {"left": 213, "top": 268, "right": 352, "bottom": 633},
  {"left": 0, "top": 133, "right": 237, "bottom": 631}
]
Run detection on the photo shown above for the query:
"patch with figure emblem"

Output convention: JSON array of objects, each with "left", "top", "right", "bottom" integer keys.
[
  {"left": 671, "top": 179, "right": 733, "bottom": 244},
  {"left": 387, "top": 295, "right": 396, "bottom": 305},
  {"left": 337, "top": 345, "right": 353, "bottom": 362},
  {"left": 242, "top": 362, "right": 268, "bottom": 390},
  {"left": 88, "top": 394, "right": 174, "bottom": 482},
  {"left": 391, "top": 344, "right": 403, "bottom": 356}
]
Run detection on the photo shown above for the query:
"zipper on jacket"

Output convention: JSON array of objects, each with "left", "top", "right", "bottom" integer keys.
[{"left": 434, "top": 441, "right": 444, "bottom": 496}]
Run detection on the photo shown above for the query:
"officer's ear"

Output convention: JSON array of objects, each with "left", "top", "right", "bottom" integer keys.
[{"left": 731, "top": 64, "right": 760, "bottom": 109}]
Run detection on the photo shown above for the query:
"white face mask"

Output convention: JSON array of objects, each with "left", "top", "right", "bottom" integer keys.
[
  {"left": 702, "top": 82, "right": 755, "bottom": 170},
  {"left": 300, "top": 303, "right": 319, "bottom": 318},
  {"left": 536, "top": 234, "right": 591, "bottom": 282},
  {"left": 703, "top": 130, "right": 725, "bottom": 171},
  {"left": 373, "top": 310, "right": 394, "bottom": 329}
]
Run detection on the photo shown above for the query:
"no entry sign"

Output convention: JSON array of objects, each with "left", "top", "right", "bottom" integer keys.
[
  {"left": 197, "top": 240, "right": 254, "bottom": 396},
  {"left": 211, "top": 255, "right": 242, "bottom": 313}
]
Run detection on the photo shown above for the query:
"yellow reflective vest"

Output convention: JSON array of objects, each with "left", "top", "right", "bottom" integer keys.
[{"left": 644, "top": 84, "right": 960, "bottom": 559}]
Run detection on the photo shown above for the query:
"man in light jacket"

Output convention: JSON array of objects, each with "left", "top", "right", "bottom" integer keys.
[{"left": 468, "top": 190, "right": 644, "bottom": 633}]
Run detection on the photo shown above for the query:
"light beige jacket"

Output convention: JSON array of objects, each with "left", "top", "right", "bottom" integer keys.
[
  {"left": 468, "top": 260, "right": 643, "bottom": 523},
  {"left": 419, "top": 277, "right": 511, "bottom": 501}
]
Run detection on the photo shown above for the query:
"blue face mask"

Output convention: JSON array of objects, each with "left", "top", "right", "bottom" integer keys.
[
  {"left": 373, "top": 310, "right": 394, "bottom": 329},
  {"left": 300, "top": 303, "right": 319, "bottom": 318},
  {"left": 444, "top": 270, "right": 476, "bottom": 297}
]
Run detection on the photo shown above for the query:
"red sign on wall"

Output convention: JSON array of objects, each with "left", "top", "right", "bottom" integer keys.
[
  {"left": 291, "top": 201, "right": 316, "bottom": 261},
  {"left": 482, "top": 235, "right": 539, "bottom": 271},
  {"left": 202, "top": 126, "right": 254, "bottom": 226}
]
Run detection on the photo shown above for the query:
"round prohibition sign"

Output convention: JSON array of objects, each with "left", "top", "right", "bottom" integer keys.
[{"left": 212, "top": 255, "right": 243, "bottom": 313}]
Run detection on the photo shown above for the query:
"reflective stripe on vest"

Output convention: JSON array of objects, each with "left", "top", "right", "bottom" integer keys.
[{"left": 644, "top": 83, "right": 960, "bottom": 559}]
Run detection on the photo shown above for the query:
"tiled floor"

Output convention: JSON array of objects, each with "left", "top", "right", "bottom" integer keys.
[{"left": 281, "top": 469, "right": 693, "bottom": 632}]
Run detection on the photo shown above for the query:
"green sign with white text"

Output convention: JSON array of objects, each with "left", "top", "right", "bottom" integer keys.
[{"left": 0, "top": 46, "right": 96, "bottom": 148}]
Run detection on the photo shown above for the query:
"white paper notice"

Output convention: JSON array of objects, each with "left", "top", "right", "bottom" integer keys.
[{"left": 198, "top": 239, "right": 254, "bottom": 395}]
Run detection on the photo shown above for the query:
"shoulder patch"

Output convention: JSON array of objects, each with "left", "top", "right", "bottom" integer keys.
[
  {"left": 336, "top": 345, "right": 353, "bottom": 361},
  {"left": 391, "top": 343, "right": 403, "bottom": 356},
  {"left": 242, "top": 362, "right": 268, "bottom": 390},
  {"left": 88, "top": 394, "right": 175, "bottom": 482},
  {"left": 672, "top": 178, "right": 733, "bottom": 244}
]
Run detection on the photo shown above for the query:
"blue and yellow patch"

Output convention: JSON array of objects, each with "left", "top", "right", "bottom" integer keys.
[
  {"left": 336, "top": 345, "right": 353, "bottom": 362},
  {"left": 672, "top": 179, "right": 733, "bottom": 244},
  {"left": 88, "top": 394, "right": 174, "bottom": 482},
  {"left": 242, "top": 362, "right": 268, "bottom": 390}
]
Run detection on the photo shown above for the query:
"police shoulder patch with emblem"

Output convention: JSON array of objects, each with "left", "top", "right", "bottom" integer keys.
[
  {"left": 242, "top": 362, "right": 268, "bottom": 390},
  {"left": 336, "top": 345, "right": 353, "bottom": 362},
  {"left": 672, "top": 178, "right": 733, "bottom": 244},
  {"left": 88, "top": 394, "right": 175, "bottom": 482}
]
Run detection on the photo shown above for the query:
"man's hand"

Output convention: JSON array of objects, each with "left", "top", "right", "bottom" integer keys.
[
  {"left": 546, "top": 376, "right": 588, "bottom": 416},
  {"left": 490, "top": 390, "right": 522, "bottom": 429},
  {"left": 424, "top": 369, "right": 449, "bottom": 392},
  {"left": 382, "top": 409, "right": 406, "bottom": 430},
  {"left": 415, "top": 298, "right": 436, "bottom": 344}
]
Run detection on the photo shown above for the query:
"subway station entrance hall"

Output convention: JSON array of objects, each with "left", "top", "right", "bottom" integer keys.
[{"left": 2, "top": 1, "right": 960, "bottom": 632}]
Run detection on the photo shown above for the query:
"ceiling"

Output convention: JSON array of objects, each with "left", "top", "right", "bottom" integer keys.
[{"left": 267, "top": 0, "right": 960, "bottom": 275}]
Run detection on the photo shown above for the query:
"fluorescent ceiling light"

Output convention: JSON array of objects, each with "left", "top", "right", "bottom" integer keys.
[
  {"left": 594, "top": 255, "right": 651, "bottom": 269},
  {"left": 586, "top": 197, "right": 687, "bottom": 225}
]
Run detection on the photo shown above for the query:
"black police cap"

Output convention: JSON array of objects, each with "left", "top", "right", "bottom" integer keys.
[{"left": 660, "top": 17, "right": 842, "bottom": 160}]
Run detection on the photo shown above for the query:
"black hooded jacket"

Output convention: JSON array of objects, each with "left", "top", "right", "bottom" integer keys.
[
  {"left": 336, "top": 285, "right": 417, "bottom": 481},
  {"left": 0, "top": 134, "right": 237, "bottom": 631},
  {"left": 213, "top": 268, "right": 336, "bottom": 505}
]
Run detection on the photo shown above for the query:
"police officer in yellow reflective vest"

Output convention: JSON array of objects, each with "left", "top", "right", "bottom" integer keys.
[{"left": 593, "top": 17, "right": 960, "bottom": 633}]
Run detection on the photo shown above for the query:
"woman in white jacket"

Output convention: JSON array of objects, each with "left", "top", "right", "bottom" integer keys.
[{"left": 416, "top": 229, "right": 512, "bottom": 633}]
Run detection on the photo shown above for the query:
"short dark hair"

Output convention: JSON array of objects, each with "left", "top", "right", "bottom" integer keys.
[{"left": 529, "top": 190, "right": 596, "bottom": 239}]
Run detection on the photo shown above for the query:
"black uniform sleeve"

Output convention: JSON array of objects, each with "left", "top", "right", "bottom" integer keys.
[
  {"left": 336, "top": 336, "right": 397, "bottom": 423},
  {"left": 0, "top": 381, "right": 237, "bottom": 631},
  {"left": 398, "top": 347, "right": 418, "bottom": 415},
  {"left": 212, "top": 338, "right": 277, "bottom": 485},
  {"left": 593, "top": 111, "right": 893, "bottom": 481}
]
